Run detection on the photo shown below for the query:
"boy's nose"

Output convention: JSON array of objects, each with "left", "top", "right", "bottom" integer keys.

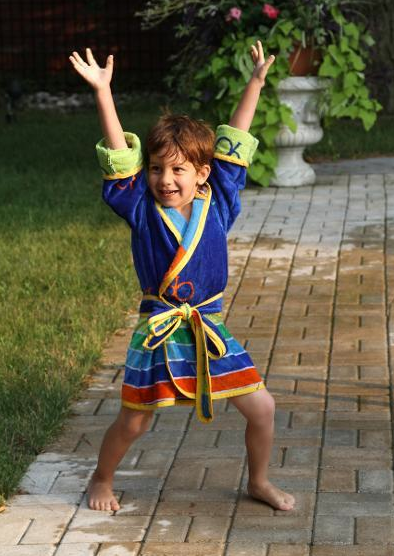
[{"left": 161, "top": 171, "right": 173, "bottom": 186}]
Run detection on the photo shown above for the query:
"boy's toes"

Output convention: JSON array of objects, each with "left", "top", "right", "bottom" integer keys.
[
  {"left": 278, "top": 493, "right": 295, "bottom": 511},
  {"left": 87, "top": 478, "right": 119, "bottom": 511},
  {"left": 107, "top": 498, "right": 120, "bottom": 511},
  {"left": 278, "top": 500, "right": 293, "bottom": 511}
]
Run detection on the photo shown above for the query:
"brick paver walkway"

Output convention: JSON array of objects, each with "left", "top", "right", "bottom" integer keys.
[{"left": 2, "top": 165, "right": 394, "bottom": 555}]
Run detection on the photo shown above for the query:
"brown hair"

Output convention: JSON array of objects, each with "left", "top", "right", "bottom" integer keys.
[{"left": 145, "top": 113, "right": 215, "bottom": 170}]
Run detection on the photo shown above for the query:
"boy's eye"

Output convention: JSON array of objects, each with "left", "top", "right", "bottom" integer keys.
[
  {"left": 174, "top": 167, "right": 185, "bottom": 172},
  {"left": 149, "top": 166, "right": 161, "bottom": 172}
]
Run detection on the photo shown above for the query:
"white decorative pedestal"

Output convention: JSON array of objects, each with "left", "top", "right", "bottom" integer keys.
[{"left": 270, "top": 77, "right": 329, "bottom": 187}]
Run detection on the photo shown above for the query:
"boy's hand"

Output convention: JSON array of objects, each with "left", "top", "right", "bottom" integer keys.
[
  {"left": 69, "top": 48, "right": 113, "bottom": 91},
  {"left": 250, "top": 40, "right": 275, "bottom": 87}
]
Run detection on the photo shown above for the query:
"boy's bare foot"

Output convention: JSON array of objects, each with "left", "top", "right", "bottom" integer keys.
[
  {"left": 87, "top": 473, "right": 120, "bottom": 511},
  {"left": 247, "top": 481, "right": 295, "bottom": 511}
]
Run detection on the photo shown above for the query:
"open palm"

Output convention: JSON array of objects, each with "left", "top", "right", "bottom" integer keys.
[
  {"left": 250, "top": 41, "right": 275, "bottom": 86},
  {"left": 69, "top": 48, "right": 113, "bottom": 90}
]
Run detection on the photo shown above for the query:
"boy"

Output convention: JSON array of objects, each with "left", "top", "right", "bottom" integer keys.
[{"left": 69, "top": 41, "right": 295, "bottom": 512}]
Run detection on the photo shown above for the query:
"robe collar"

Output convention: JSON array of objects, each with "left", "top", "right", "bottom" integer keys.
[{"left": 155, "top": 183, "right": 212, "bottom": 298}]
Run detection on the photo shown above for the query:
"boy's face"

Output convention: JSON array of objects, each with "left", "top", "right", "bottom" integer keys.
[{"left": 148, "top": 148, "right": 210, "bottom": 217}]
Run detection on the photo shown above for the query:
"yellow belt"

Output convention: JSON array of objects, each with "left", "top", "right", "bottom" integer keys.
[{"left": 142, "top": 292, "right": 226, "bottom": 423}]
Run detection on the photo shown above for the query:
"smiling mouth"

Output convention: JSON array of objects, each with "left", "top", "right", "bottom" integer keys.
[{"left": 160, "top": 189, "right": 178, "bottom": 197}]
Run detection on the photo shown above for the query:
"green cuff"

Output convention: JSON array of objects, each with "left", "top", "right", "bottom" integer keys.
[
  {"left": 214, "top": 125, "right": 259, "bottom": 167},
  {"left": 96, "top": 132, "right": 143, "bottom": 177}
]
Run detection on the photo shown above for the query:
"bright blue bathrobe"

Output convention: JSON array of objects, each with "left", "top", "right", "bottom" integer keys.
[{"left": 96, "top": 124, "right": 264, "bottom": 423}]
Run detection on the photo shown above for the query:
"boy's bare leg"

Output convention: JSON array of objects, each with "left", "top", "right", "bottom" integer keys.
[
  {"left": 88, "top": 406, "right": 154, "bottom": 511},
  {"left": 230, "top": 388, "right": 295, "bottom": 511}
]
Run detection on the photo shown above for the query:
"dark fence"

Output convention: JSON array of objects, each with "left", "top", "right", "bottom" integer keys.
[
  {"left": 1, "top": 0, "right": 393, "bottom": 112},
  {"left": 0, "top": 0, "right": 178, "bottom": 93}
]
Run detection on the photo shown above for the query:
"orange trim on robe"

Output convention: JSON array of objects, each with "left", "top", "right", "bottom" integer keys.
[{"left": 122, "top": 366, "right": 260, "bottom": 404}]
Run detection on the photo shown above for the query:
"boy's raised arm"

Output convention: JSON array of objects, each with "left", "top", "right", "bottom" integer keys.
[
  {"left": 229, "top": 41, "right": 275, "bottom": 132},
  {"left": 69, "top": 48, "right": 127, "bottom": 150}
]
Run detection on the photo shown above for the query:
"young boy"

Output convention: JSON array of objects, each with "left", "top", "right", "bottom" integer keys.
[{"left": 69, "top": 41, "right": 295, "bottom": 513}]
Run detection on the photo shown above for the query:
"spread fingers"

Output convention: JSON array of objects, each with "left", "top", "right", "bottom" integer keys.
[{"left": 86, "top": 47, "right": 98, "bottom": 66}]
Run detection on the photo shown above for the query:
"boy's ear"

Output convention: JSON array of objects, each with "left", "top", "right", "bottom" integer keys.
[{"left": 197, "top": 164, "right": 211, "bottom": 185}]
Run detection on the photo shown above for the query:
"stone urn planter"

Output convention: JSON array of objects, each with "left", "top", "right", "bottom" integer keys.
[{"left": 270, "top": 76, "right": 330, "bottom": 187}]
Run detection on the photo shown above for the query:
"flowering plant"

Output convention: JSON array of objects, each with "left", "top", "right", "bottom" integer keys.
[
  {"left": 138, "top": 1, "right": 381, "bottom": 185},
  {"left": 139, "top": 1, "right": 368, "bottom": 81},
  {"left": 263, "top": 4, "right": 280, "bottom": 19}
]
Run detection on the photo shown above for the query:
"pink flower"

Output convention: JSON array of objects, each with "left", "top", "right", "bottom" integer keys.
[
  {"left": 262, "top": 3, "right": 280, "bottom": 19},
  {"left": 225, "top": 7, "right": 242, "bottom": 22}
]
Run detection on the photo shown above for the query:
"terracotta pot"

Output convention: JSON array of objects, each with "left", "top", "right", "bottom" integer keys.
[{"left": 288, "top": 44, "right": 322, "bottom": 76}]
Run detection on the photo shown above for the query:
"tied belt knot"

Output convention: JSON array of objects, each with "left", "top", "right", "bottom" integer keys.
[
  {"left": 140, "top": 292, "right": 226, "bottom": 423},
  {"left": 179, "top": 302, "right": 192, "bottom": 321}
]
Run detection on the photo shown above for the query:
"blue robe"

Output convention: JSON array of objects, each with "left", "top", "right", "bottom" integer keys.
[{"left": 97, "top": 124, "right": 264, "bottom": 423}]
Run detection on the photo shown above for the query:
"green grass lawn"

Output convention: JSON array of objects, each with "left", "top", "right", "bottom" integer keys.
[
  {"left": 306, "top": 114, "right": 394, "bottom": 160},
  {"left": 0, "top": 96, "right": 392, "bottom": 504},
  {"left": 0, "top": 97, "right": 167, "bottom": 502}
]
